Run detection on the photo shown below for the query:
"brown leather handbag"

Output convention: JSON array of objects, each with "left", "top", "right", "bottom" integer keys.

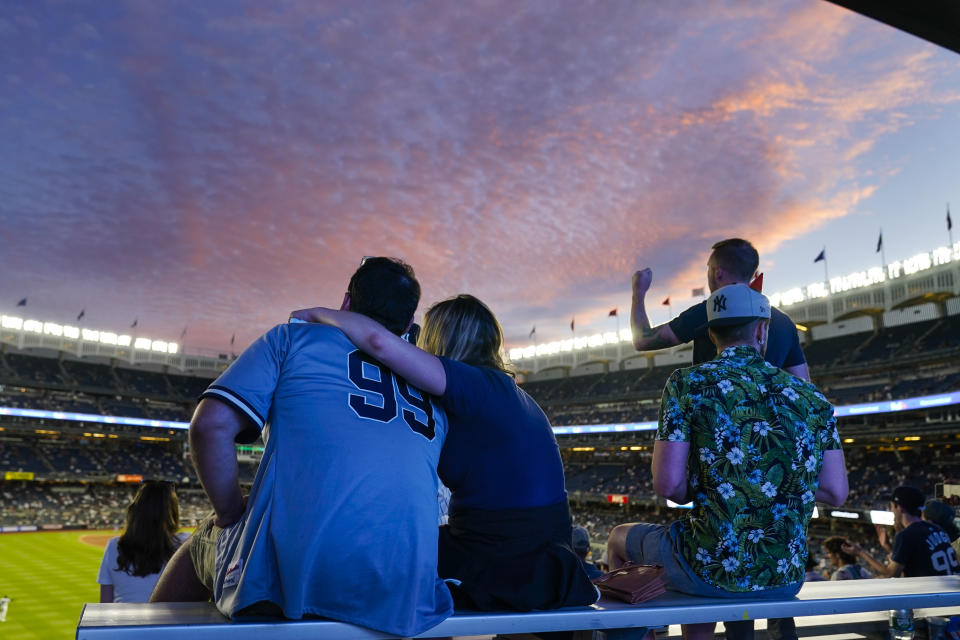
[{"left": 591, "top": 562, "right": 666, "bottom": 604}]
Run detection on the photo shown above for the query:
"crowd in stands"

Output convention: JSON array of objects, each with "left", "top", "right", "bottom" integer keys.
[{"left": 0, "top": 482, "right": 211, "bottom": 529}]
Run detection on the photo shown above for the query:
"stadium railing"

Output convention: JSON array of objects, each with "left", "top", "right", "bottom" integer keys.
[{"left": 77, "top": 576, "right": 960, "bottom": 639}]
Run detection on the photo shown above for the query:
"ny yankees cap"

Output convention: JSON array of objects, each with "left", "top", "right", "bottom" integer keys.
[
  {"left": 884, "top": 485, "right": 925, "bottom": 513},
  {"left": 706, "top": 283, "right": 771, "bottom": 328}
]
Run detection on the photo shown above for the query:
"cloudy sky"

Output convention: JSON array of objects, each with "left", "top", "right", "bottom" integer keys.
[{"left": 1, "top": 0, "right": 958, "bottom": 353}]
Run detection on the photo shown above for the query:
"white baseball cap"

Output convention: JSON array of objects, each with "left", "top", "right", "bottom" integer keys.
[{"left": 706, "top": 283, "right": 771, "bottom": 328}]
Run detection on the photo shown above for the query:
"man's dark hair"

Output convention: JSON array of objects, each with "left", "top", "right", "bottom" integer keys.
[
  {"left": 823, "top": 536, "right": 858, "bottom": 565},
  {"left": 347, "top": 257, "right": 420, "bottom": 336},
  {"left": 711, "top": 238, "right": 760, "bottom": 282},
  {"left": 708, "top": 318, "right": 765, "bottom": 346}
]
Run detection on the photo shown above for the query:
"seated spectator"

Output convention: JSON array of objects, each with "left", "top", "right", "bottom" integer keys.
[
  {"left": 924, "top": 498, "right": 960, "bottom": 563},
  {"left": 97, "top": 481, "right": 187, "bottom": 602},
  {"left": 293, "top": 294, "right": 598, "bottom": 612},
  {"left": 572, "top": 526, "right": 603, "bottom": 580},
  {"left": 607, "top": 286, "right": 848, "bottom": 640},
  {"left": 823, "top": 536, "right": 871, "bottom": 580},
  {"left": 844, "top": 486, "right": 959, "bottom": 577},
  {"left": 804, "top": 555, "right": 826, "bottom": 582}
]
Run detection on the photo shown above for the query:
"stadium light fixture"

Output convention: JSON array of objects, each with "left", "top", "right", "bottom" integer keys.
[
  {"left": 99, "top": 332, "right": 118, "bottom": 345},
  {"left": 43, "top": 322, "right": 63, "bottom": 336},
  {"left": 23, "top": 319, "right": 43, "bottom": 333},
  {"left": 666, "top": 500, "right": 693, "bottom": 509},
  {"left": 82, "top": 329, "right": 99, "bottom": 341},
  {"left": 167, "top": 342, "right": 179, "bottom": 354},
  {"left": 117, "top": 334, "right": 131, "bottom": 347},
  {"left": 63, "top": 325, "right": 80, "bottom": 339},
  {"left": 1, "top": 315, "right": 23, "bottom": 330},
  {"left": 134, "top": 337, "right": 152, "bottom": 350},
  {"left": 151, "top": 340, "right": 168, "bottom": 352},
  {"left": 812, "top": 506, "right": 819, "bottom": 519},
  {"left": 830, "top": 510, "right": 860, "bottom": 519},
  {"left": 870, "top": 510, "right": 895, "bottom": 525}
]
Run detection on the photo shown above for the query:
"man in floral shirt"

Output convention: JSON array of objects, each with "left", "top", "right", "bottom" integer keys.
[{"left": 608, "top": 284, "right": 848, "bottom": 640}]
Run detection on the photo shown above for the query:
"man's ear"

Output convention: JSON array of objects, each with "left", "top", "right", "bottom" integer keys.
[{"left": 340, "top": 293, "right": 350, "bottom": 311}]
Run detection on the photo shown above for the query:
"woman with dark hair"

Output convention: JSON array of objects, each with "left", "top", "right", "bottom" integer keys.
[
  {"left": 292, "top": 295, "right": 597, "bottom": 611},
  {"left": 97, "top": 481, "right": 188, "bottom": 602}
]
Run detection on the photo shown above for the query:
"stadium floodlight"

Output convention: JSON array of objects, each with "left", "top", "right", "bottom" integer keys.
[
  {"left": 1, "top": 315, "right": 23, "bottom": 329},
  {"left": 151, "top": 340, "right": 168, "bottom": 352},
  {"left": 43, "top": 322, "right": 63, "bottom": 337},
  {"left": 82, "top": 329, "right": 99, "bottom": 341},
  {"left": 63, "top": 325, "right": 80, "bottom": 339},
  {"left": 830, "top": 510, "right": 860, "bottom": 519},
  {"left": 167, "top": 342, "right": 179, "bottom": 354},
  {"left": 666, "top": 500, "right": 693, "bottom": 509},
  {"left": 99, "top": 332, "right": 118, "bottom": 345},
  {"left": 23, "top": 319, "right": 43, "bottom": 333},
  {"left": 870, "top": 510, "right": 895, "bottom": 525},
  {"left": 117, "top": 334, "right": 131, "bottom": 347},
  {"left": 134, "top": 337, "right": 152, "bottom": 350},
  {"left": 812, "top": 506, "right": 819, "bottom": 519}
]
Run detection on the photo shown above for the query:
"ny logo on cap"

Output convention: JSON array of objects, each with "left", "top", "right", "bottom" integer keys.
[{"left": 713, "top": 295, "right": 727, "bottom": 313}]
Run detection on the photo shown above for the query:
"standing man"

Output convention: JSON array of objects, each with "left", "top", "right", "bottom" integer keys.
[
  {"left": 844, "top": 486, "right": 959, "bottom": 578},
  {"left": 151, "top": 257, "right": 454, "bottom": 637},
  {"left": 608, "top": 284, "right": 848, "bottom": 640},
  {"left": 631, "top": 238, "right": 809, "bottom": 379}
]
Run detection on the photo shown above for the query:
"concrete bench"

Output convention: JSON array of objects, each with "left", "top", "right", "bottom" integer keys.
[{"left": 77, "top": 576, "right": 960, "bottom": 639}]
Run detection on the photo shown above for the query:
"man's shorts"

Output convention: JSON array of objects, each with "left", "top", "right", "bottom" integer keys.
[
  {"left": 624, "top": 521, "right": 803, "bottom": 600},
  {"left": 190, "top": 513, "right": 223, "bottom": 592}
]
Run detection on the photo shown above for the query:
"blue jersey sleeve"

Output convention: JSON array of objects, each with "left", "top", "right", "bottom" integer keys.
[
  {"left": 668, "top": 301, "right": 706, "bottom": 344},
  {"left": 200, "top": 324, "right": 290, "bottom": 441}
]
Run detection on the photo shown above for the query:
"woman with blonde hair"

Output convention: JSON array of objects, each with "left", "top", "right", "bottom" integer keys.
[
  {"left": 97, "top": 481, "right": 188, "bottom": 602},
  {"left": 292, "top": 294, "right": 597, "bottom": 611}
]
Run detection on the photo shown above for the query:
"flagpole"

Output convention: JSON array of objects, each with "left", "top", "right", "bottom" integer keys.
[
  {"left": 949, "top": 203, "right": 954, "bottom": 248},
  {"left": 879, "top": 228, "right": 887, "bottom": 272}
]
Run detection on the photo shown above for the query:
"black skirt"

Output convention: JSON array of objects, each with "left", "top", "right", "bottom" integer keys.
[{"left": 438, "top": 500, "right": 598, "bottom": 611}]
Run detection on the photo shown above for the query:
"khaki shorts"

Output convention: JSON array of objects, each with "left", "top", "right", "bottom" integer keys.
[{"left": 189, "top": 513, "right": 222, "bottom": 592}]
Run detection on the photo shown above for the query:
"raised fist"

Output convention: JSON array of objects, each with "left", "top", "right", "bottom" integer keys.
[{"left": 633, "top": 268, "right": 653, "bottom": 295}]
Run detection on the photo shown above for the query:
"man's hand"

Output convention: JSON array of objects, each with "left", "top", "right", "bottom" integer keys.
[
  {"left": 876, "top": 524, "right": 892, "bottom": 551},
  {"left": 841, "top": 540, "right": 862, "bottom": 557},
  {"left": 633, "top": 268, "right": 653, "bottom": 296},
  {"left": 290, "top": 307, "right": 336, "bottom": 323}
]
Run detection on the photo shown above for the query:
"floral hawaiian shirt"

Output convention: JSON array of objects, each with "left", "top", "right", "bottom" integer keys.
[{"left": 657, "top": 345, "right": 841, "bottom": 592}]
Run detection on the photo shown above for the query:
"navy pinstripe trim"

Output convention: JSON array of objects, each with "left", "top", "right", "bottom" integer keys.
[{"left": 201, "top": 385, "right": 265, "bottom": 429}]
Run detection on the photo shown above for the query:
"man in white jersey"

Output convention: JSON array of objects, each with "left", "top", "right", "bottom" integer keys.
[{"left": 152, "top": 258, "right": 453, "bottom": 637}]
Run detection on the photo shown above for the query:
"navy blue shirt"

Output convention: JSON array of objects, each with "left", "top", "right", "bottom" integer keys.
[
  {"left": 893, "top": 521, "right": 959, "bottom": 577},
  {"left": 437, "top": 357, "right": 567, "bottom": 512},
  {"left": 669, "top": 300, "right": 806, "bottom": 368}
]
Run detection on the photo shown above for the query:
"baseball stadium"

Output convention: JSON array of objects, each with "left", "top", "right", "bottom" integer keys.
[{"left": 2, "top": 244, "right": 960, "bottom": 638}]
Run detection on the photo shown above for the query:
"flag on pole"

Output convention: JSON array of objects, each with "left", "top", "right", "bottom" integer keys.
[
  {"left": 180, "top": 326, "right": 188, "bottom": 339},
  {"left": 949, "top": 204, "right": 953, "bottom": 231},
  {"left": 16, "top": 297, "right": 26, "bottom": 307},
  {"left": 662, "top": 297, "right": 670, "bottom": 306},
  {"left": 570, "top": 318, "right": 575, "bottom": 332},
  {"left": 749, "top": 273, "right": 764, "bottom": 292},
  {"left": 876, "top": 231, "right": 883, "bottom": 253},
  {"left": 130, "top": 318, "right": 138, "bottom": 329},
  {"left": 77, "top": 308, "right": 85, "bottom": 321},
  {"left": 814, "top": 248, "right": 825, "bottom": 263},
  {"left": 608, "top": 308, "right": 618, "bottom": 317},
  {"left": 230, "top": 333, "right": 236, "bottom": 346},
  {"left": 529, "top": 326, "right": 536, "bottom": 339},
  {"left": 691, "top": 287, "right": 705, "bottom": 297}
]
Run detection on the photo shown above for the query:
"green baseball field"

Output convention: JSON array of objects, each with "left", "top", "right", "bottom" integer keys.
[{"left": 0, "top": 529, "right": 172, "bottom": 640}]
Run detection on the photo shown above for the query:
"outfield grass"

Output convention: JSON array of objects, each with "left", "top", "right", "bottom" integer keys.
[{"left": 0, "top": 530, "right": 121, "bottom": 640}]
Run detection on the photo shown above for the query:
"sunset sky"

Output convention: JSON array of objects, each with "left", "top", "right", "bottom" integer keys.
[{"left": 2, "top": 1, "right": 958, "bottom": 353}]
